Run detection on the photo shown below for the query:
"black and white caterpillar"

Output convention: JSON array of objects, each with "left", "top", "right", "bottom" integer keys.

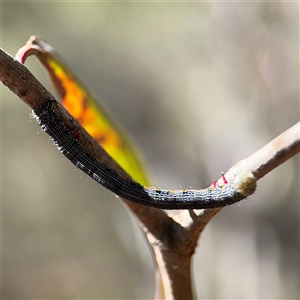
[{"left": 33, "top": 100, "right": 257, "bottom": 210}]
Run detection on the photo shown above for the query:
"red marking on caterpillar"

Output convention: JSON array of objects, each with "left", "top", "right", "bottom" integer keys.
[
  {"left": 221, "top": 173, "right": 228, "bottom": 184},
  {"left": 33, "top": 100, "right": 257, "bottom": 210},
  {"left": 72, "top": 128, "right": 81, "bottom": 140}
]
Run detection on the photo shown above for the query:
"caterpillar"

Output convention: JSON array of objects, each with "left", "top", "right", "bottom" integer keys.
[{"left": 33, "top": 100, "right": 257, "bottom": 210}]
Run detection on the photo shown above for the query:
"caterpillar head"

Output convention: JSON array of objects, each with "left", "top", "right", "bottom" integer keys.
[{"left": 233, "top": 173, "right": 257, "bottom": 197}]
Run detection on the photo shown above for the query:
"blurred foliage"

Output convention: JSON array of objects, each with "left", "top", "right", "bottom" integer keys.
[{"left": 2, "top": 2, "right": 299, "bottom": 299}]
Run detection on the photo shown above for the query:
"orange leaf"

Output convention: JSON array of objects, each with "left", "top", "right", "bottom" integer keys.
[{"left": 17, "top": 36, "right": 150, "bottom": 185}]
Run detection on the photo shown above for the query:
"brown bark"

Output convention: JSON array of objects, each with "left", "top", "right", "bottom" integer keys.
[{"left": 1, "top": 47, "right": 299, "bottom": 299}]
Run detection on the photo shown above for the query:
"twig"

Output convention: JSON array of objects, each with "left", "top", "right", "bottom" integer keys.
[{"left": 1, "top": 47, "right": 299, "bottom": 299}]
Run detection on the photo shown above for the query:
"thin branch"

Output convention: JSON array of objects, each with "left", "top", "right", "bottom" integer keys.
[
  {"left": 176, "top": 122, "right": 299, "bottom": 250},
  {"left": 1, "top": 45, "right": 299, "bottom": 299}
]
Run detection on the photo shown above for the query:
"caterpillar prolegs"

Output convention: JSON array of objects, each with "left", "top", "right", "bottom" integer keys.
[{"left": 33, "top": 100, "right": 257, "bottom": 210}]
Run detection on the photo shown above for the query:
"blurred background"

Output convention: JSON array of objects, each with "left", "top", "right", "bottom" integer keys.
[{"left": 2, "top": 2, "right": 299, "bottom": 299}]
